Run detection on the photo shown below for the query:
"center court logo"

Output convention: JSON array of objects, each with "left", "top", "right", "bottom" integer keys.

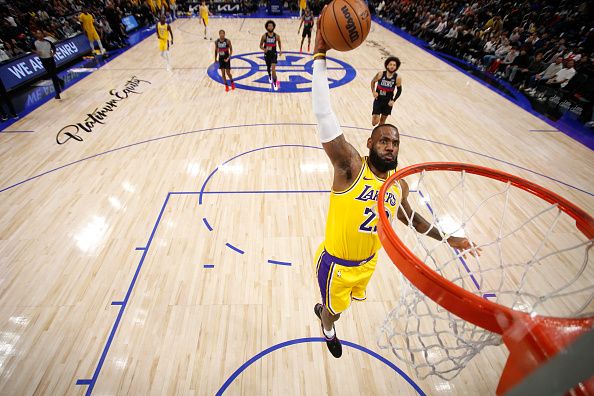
[{"left": 207, "top": 51, "right": 356, "bottom": 93}]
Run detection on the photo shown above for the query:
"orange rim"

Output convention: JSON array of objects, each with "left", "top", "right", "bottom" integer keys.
[{"left": 376, "top": 162, "right": 594, "bottom": 335}]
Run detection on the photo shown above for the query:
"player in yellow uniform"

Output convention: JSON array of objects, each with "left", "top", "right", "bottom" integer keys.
[
  {"left": 79, "top": 7, "right": 106, "bottom": 55},
  {"left": 156, "top": 15, "right": 174, "bottom": 71},
  {"left": 199, "top": 1, "right": 212, "bottom": 40},
  {"left": 299, "top": 0, "right": 307, "bottom": 17},
  {"left": 311, "top": 19, "right": 480, "bottom": 358}
]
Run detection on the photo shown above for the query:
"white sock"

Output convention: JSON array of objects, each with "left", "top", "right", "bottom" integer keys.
[
  {"left": 323, "top": 326, "right": 335, "bottom": 338},
  {"left": 97, "top": 40, "right": 105, "bottom": 53}
]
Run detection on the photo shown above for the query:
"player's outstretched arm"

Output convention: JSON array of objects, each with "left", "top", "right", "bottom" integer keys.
[
  {"left": 397, "top": 179, "right": 481, "bottom": 256},
  {"left": 312, "top": 16, "right": 361, "bottom": 190}
]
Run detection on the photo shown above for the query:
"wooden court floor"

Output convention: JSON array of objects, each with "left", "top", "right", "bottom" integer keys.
[{"left": 0, "top": 17, "right": 593, "bottom": 395}]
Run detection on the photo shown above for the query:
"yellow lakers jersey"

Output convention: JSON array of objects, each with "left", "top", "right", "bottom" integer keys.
[
  {"left": 323, "top": 157, "right": 402, "bottom": 261},
  {"left": 157, "top": 22, "right": 169, "bottom": 40},
  {"left": 200, "top": 5, "right": 209, "bottom": 18},
  {"left": 79, "top": 13, "right": 96, "bottom": 34}
]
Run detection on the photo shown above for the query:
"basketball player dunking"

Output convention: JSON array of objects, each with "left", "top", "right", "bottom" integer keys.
[
  {"left": 260, "top": 20, "right": 282, "bottom": 91},
  {"left": 215, "top": 29, "right": 235, "bottom": 91},
  {"left": 157, "top": 15, "right": 173, "bottom": 71},
  {"left": 199, "top": 1, "right": 212, "bottom": 40},
  {"left": 298, "top": 7, "right": 314, "bottom": 53},
  {"left": 371, "top": 57, "right": 402, "bottom": 126},
  {"left": 311, "top": 20, "right": 480, "bottom": 357}
]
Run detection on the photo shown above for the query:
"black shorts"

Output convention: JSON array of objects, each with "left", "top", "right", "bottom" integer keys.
[
  {"left": 265, "top": 50, "right": 278, "bottom": 65},
  {"left": 302, "top": 26, "right": 312, "bottom": 38},
  {"left": 372, "top": 98, "right": 393, "bottom": 116},
  {"left": 219, "top": 56, "right": 231, "bottom": 69}
]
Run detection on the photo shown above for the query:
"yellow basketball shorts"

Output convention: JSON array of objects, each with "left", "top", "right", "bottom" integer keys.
[
  {"left": 202, "top": 16, "right": 209, "bottom": 26},
  {"left": 158, "top": 38, "right": 168, "bottom": 51},
  {"left": 86, "top": 30, "right": 100, "bottom": 42},
  {"left": 315, "top": 245, "right": 377, "bottom": 315}
]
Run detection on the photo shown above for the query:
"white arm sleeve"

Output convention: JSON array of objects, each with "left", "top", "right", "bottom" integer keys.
[{"left": 312, "top": 59, "right": 342, "bottom": 143}]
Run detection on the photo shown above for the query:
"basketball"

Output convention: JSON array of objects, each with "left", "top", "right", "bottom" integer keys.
[{"left": 319, "top": 0, "right": 371, "bottom": 52}]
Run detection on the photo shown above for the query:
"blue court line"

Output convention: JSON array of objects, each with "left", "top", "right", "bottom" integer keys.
[
  {"left": 2, "top": 123, "right": 591, "bottom": 197},
  {"left": 76, "top": 192, "right": 172, "bottom": 395},
  {"left": 76, "top": 379, "right": 92, "bottom": 385},
  {"left": 202, "top": 217, "right": 213, "bottom": 231},
  {"left": 73, "top": 187, "right": 420, "bottom": 394},
  {"left": 225, "top": 242, "right": 245, "bottom": 254},
  {"left": 173, "top": 190, "right": 331, "bottom": 195},
  {"left": 135, "top": 247, "right": 146, "bottom": 251},
  {"left": 215, "top": 337, "right": 426, "bottom": 396},
  {"left": 204, "top": 189, "right": 330, "bottom": 194},
  {"left": 218, "top": 66, "right": 347, "bottom": 71},
  {"left": 0, "top": 123, "right": 314, "bottom": 194},
  {"left": 198, "top": 143, "right": 324, "bottom": 204},
  {"left": 483, "top": 293, "right": 497, "bottom": 299},
  {"left": 267, "top": 259, "right": 292, "bottom": 266}
]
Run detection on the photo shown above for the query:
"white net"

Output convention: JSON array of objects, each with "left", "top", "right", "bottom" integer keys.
[{"left": 378, "top": 168, "right": 594, "bottom": 381}]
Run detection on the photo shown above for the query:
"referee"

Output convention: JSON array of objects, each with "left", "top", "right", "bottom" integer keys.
[{"left": 33, "top": 30, "right": 64, "bottom": 100}]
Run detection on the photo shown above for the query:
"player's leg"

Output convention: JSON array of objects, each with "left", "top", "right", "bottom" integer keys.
[
  {"left": 87, "top": 36, "right": 96, "bottom": 53},
  {"left": 166, "top": 42, "right": 172, "bottom": 70},
  {"left": 379, "top": 102, "right": 393, "bottom": 125},
  {"left": 307, "top": 31, "right": 312, "bottom": 52},
  {"left": 94, "top": 32, "right": 106, "bottom": 54},
  {"left": 226, "top": 68, "right": 235, "bottom": 89},
  {"left": 314, "top": 248, "right": 348, "bottom": 358},
  {"left": 300, "top": 35, "right": 305, "bottom": 52},
  {"left": 271, "top": 63, "right": 278, "bottom": 89},
  {"left": 271, "top": 57, "right": 279, "bottom": 89},
  {"left": 202, "top": 18, "right": 207, "bottom": 38},
  {"left": 350, "top": 258, "right": 378, "bottom": 302},
  {"left": 220, "top": 63, "right": 228, "bottom": 90},
  {"left": 265, "top": 55, "right": 272, "bottom": 82},
  {"left": 372, "top": 98, "right": 382, "bottom": 126}
]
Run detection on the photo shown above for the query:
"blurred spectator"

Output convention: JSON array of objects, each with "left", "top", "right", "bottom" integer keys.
[
  {"left": 0, "top": 0, "right": 152, "bottom": 63},
  {"left": 545, "top": 59, "right": 576, "bottom": 89},
  {"left": 104, "top": 2, "right": 127, "bottom": 47},
  {"left": 524, "top": 55, "right": 564, "bottom": 94},
  {"left": 368, "top": 0, "right": 594, "bottom": 123}
]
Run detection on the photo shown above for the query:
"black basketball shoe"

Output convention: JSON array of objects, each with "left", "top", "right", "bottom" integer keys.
[{"left": 314, "top": 303, "right": 342, "bottom": 358}]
